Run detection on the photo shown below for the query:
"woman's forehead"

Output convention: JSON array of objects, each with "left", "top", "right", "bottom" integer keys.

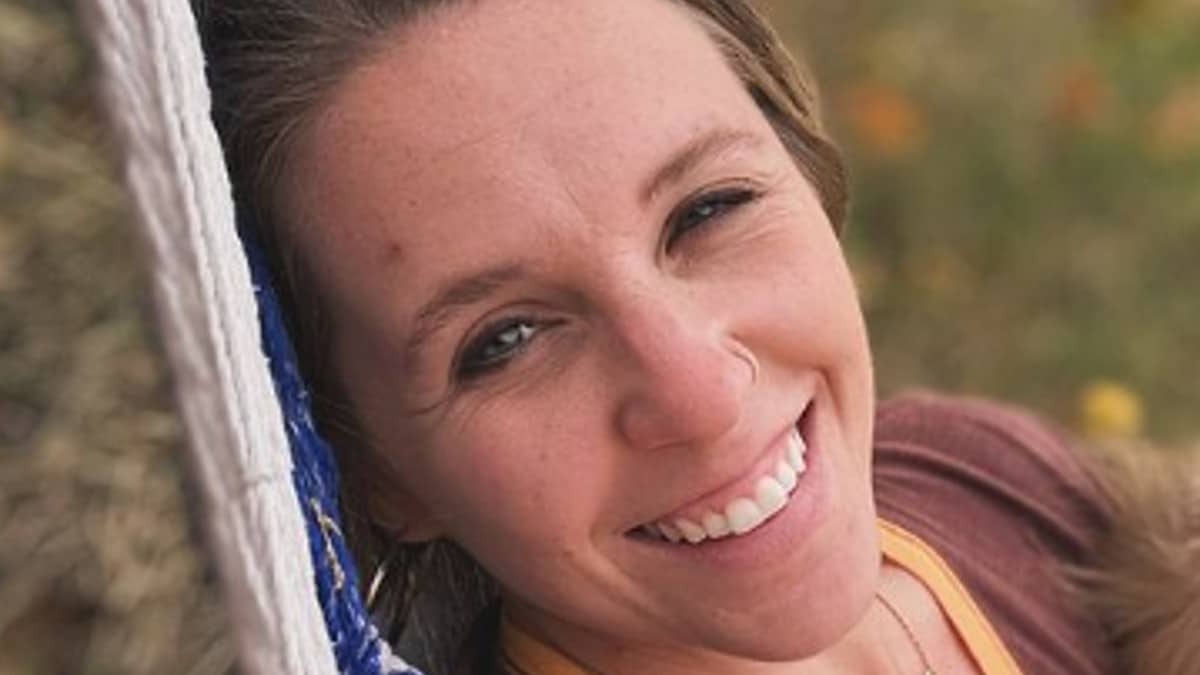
[{"left": 286, "top": 0, "right": 773, "bottom": 295}]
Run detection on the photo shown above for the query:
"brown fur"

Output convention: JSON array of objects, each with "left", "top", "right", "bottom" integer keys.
[{"left": 1075, "top": 443, "right": 1200, "bottom": 675}]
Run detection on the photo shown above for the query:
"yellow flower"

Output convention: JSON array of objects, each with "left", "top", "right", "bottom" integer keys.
[{"left": 1079, "top": 380, "right": 1144, "bottom": 438}]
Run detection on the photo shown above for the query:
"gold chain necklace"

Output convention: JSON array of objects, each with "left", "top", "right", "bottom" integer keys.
[{"left": 875, "top": 591, "right": 937, "bottom": 675}]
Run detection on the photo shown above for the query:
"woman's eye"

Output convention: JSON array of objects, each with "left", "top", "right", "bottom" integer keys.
[
  {"left": 456, "top": 318, "right": 540, "bottom": 378},
  {"left": 667, "top": 187, "right": 758, "bottom": 247}
]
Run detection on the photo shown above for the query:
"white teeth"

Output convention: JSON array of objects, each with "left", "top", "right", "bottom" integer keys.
[
  {"left": 725, "top": 497, "right": 764, "bottom": 535},
  {"left": 676, "top": 518, "right": 707, "bottom": 544},
  {"left": 754, "top": 475, "right": 788, "bottom": 514},
  {"left": 701, "top": 511, "right": 731, "bottom": 539},
  {"left": 644, "top": 421, "right": 810, "bottom": 544},
  {"left": 786, "top": 427, "right": 808, "bottom": 473},
  {"left": 775, "top": 459, "right": 797, "bottom": 493},
  {"left": 792, "top": 451, "right": 807, "bottom": 474}
]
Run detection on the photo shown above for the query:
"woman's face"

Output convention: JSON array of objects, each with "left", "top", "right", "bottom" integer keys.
[{"left": 288, "top": 0, "right": 878, "bottom": 667}]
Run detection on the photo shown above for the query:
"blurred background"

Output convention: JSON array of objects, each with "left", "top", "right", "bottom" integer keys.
[{"left": 0, "top": 0, "right": 1197, "bottom": 673}]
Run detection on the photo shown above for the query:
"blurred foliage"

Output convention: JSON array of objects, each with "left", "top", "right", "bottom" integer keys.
[
  {"left": 766, "top": 0, "right": 1200, "bottom": 442},
  {"left": 0, "top": 1, "right": 1197, "bottom": 674}
]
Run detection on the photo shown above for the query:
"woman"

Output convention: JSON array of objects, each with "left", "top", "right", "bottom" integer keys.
[{"left": 195, "top": 1, "right": 1195, "bottom": 673}]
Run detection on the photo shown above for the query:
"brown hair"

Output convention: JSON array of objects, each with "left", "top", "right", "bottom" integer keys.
[
  {"left": 1070, "top": 444, "right": 1200, "bottom": 675},
  {"left": 194, "top": 1, "right": 847, "bottom": 672}
]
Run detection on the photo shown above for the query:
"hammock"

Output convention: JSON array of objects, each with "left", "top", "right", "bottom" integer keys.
[{"left": 83, "top": 2, "right": 418, "bottom": 673}]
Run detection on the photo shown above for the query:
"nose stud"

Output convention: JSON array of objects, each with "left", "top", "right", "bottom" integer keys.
[{"left": 730, "top": 341, "right": 759, "bottom": 385}]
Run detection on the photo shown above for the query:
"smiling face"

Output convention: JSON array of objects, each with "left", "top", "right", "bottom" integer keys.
[{"left": 285, "top": 0, "right": 878, "bottom": 669}]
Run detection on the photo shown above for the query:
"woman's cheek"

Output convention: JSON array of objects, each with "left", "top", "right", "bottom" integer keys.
[{"left": 428, "top": 418, "right": 599, "bottom": 539}]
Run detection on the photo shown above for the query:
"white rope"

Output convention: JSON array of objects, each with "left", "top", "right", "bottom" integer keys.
[{"left": 82, "top": 2, "right": 339, "bottom": 673}]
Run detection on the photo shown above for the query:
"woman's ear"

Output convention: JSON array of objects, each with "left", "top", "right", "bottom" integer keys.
[
  {"left": 318, "top": 384, "right": 445, "bottom": 541},
  {"left": 349, "top": 446, "right": 445, "bottom": 543}
]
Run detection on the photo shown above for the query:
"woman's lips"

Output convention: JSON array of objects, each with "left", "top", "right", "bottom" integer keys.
[{"left": 633, "top": 404, "right": 813, "bottom": 545}]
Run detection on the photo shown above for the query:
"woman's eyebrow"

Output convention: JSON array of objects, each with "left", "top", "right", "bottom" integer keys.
[
  {"left": 640, "top": 127, "right": 765, "bottom": 204},
  {"left": 404, "top": 263, "right": 527, "bottom": 364},
  {"left": 399, "top": 128, "right": 762, "bottom": 366}
]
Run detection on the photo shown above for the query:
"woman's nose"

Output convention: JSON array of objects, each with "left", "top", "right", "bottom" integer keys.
[{"left": 611, "top": 299, "right": 755, "bottom": 452}]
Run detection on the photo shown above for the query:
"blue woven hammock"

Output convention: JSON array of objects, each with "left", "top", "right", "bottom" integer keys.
[
  {"left": 83, "top": 1, "right": 432, "bottom": 671},
  {"left": 243, "top": 225, "right": 421, "bottom": 675}
]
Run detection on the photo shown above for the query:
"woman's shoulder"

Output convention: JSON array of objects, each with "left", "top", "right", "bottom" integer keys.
[
  {"left": 872, "top": 390, "right": 1117, "bottom": 675},
  {"left": 873, "top": 390, "right": 1110, "bottom": 538}
]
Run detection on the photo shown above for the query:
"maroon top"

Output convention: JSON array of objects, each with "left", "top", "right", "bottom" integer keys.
[{"left": 873, "top": 392, "right": 1118, "bottom": 674}]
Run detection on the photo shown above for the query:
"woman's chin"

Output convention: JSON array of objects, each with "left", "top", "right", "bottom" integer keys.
[
  {"left": 611, "top": 396, "right": 881, "bottom": 661},
  {"left": 684, "top": 520, "right": 880, "bottom": 664},
  {"left": 619, "top": 485, "right": 881, "bottom": 666}
]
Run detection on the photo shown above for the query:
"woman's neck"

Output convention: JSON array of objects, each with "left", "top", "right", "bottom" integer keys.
[{"left": 500, "top": 562, "right": 952, "bottom": 675}]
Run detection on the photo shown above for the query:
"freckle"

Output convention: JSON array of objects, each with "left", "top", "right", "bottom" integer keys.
[{"left": 380, "top": 241, "right": 405, "bottom": 266}]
